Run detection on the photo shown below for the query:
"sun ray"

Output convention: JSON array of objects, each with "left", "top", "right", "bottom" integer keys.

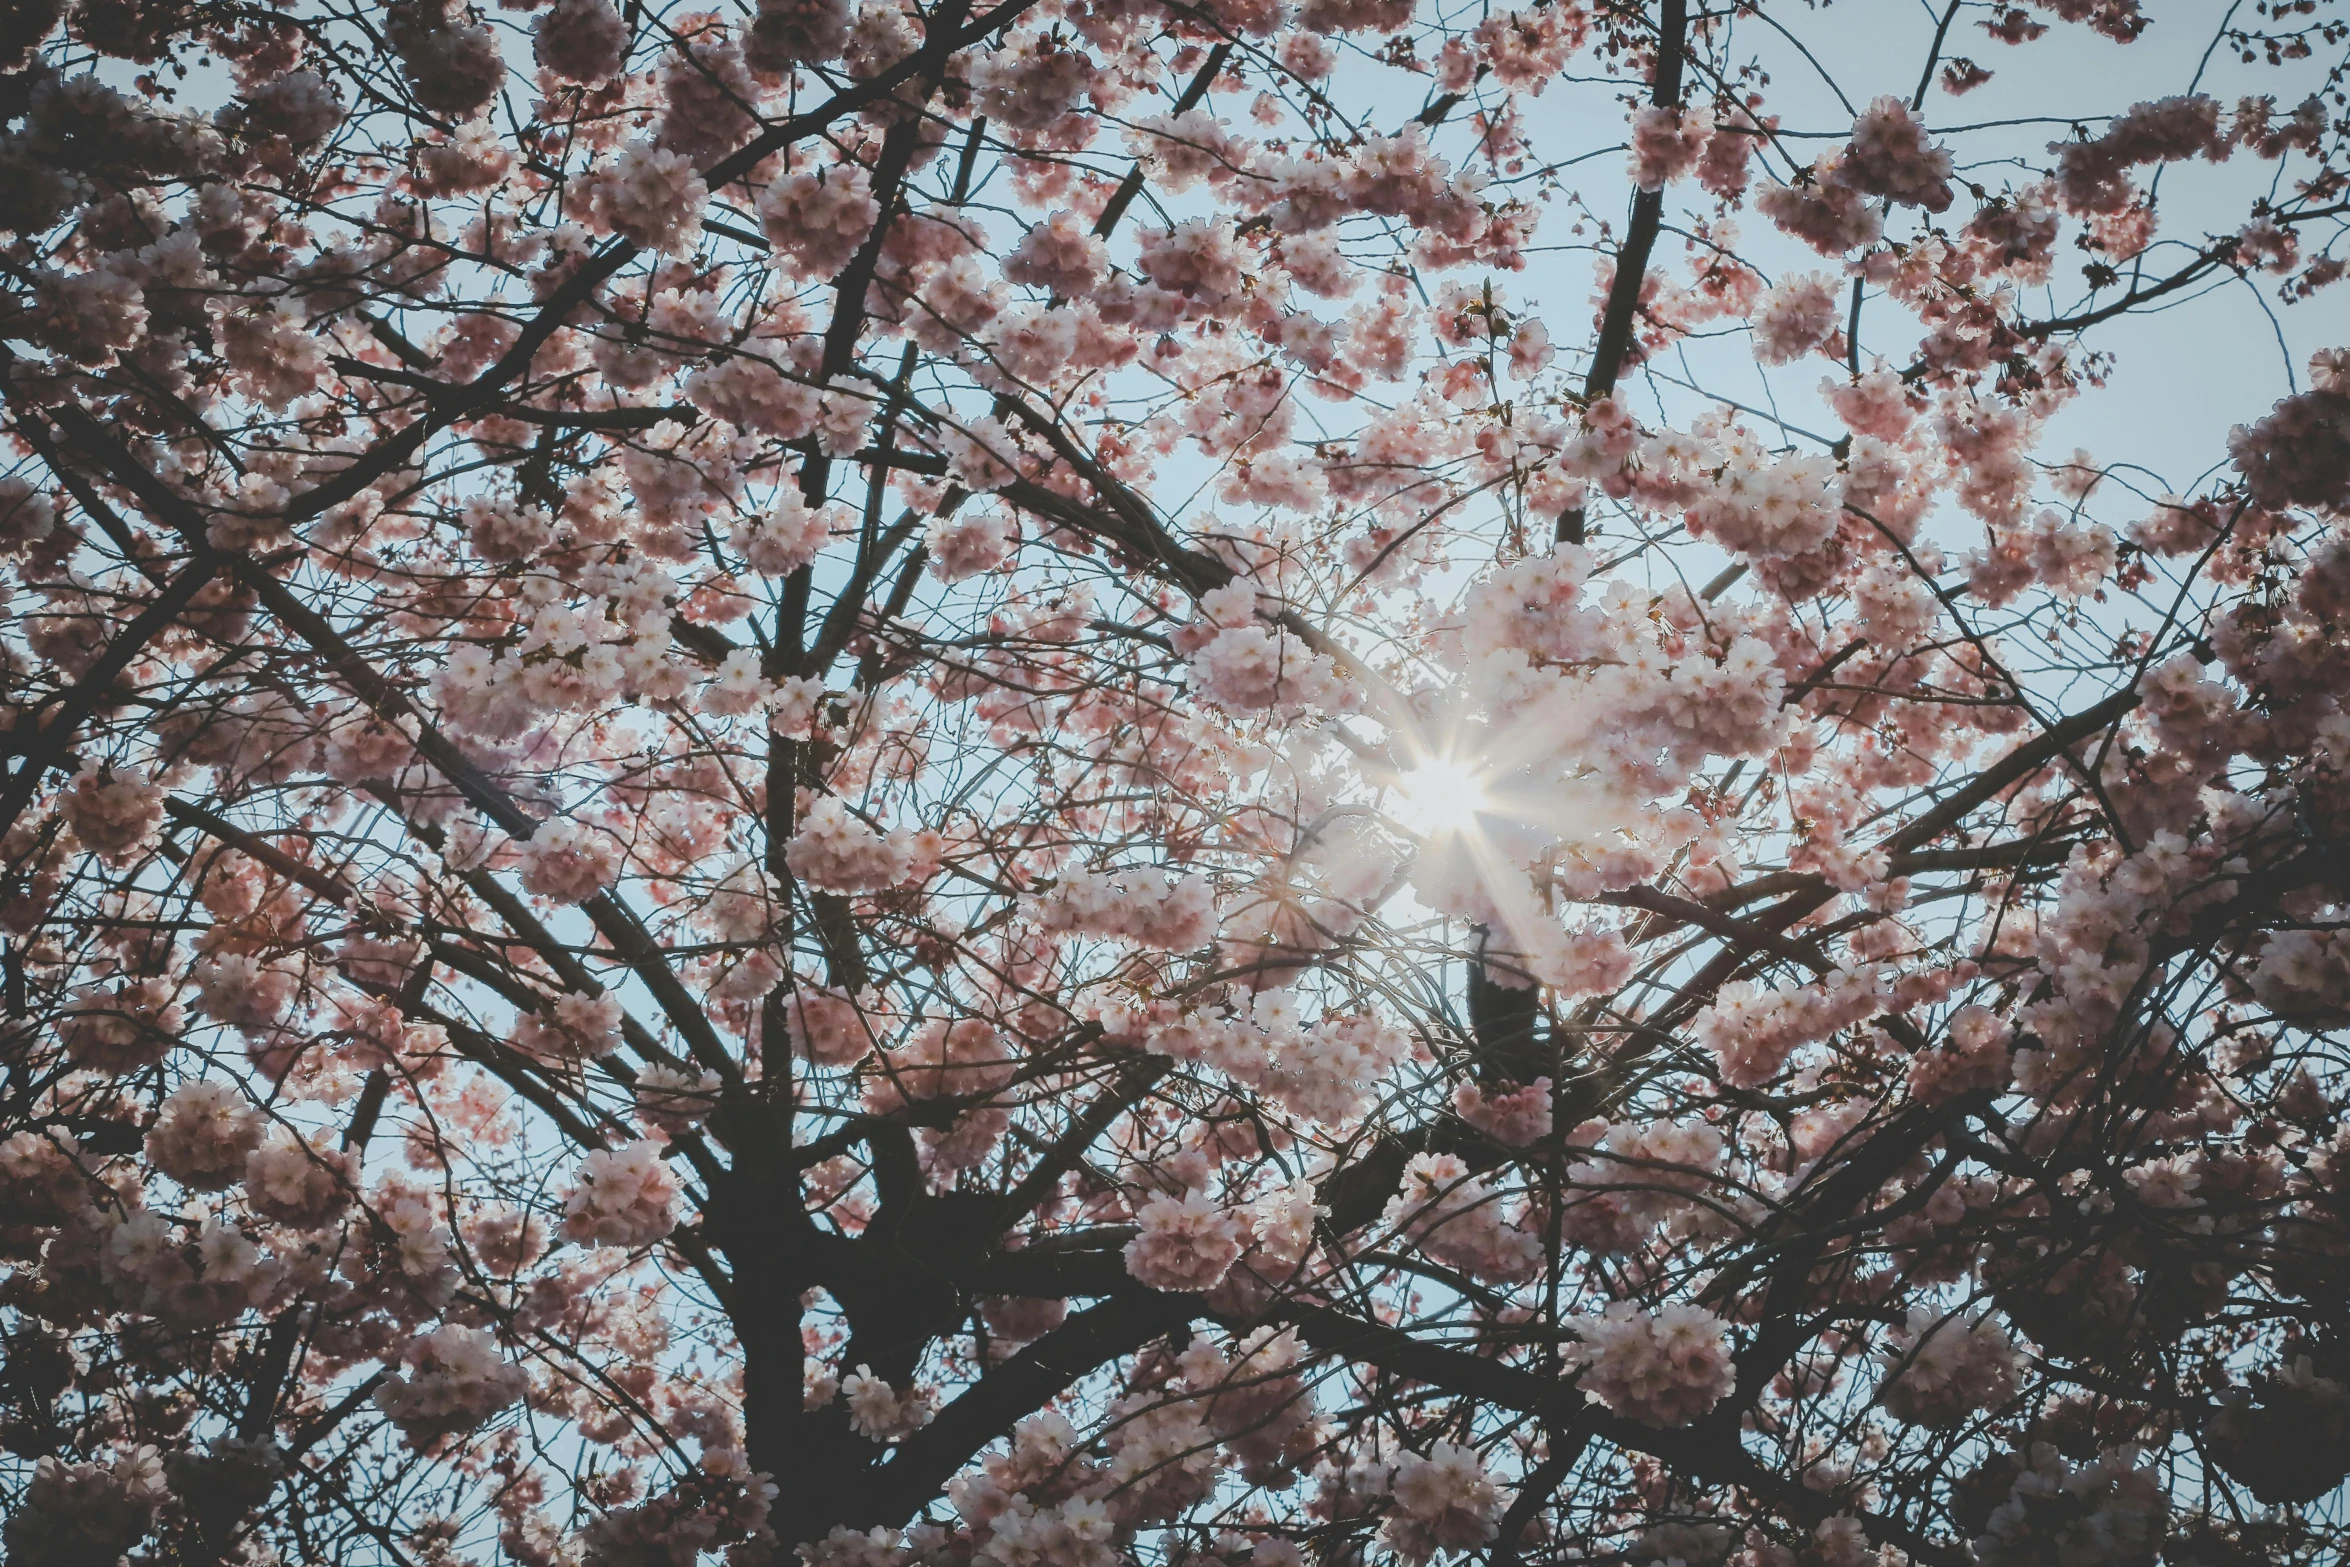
[{"left": 1388, "top": 755, "right": 1490, "bottom": 837}]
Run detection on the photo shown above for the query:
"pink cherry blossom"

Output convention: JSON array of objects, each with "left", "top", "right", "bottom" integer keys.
[
  {"left": 1124, "top": 1191, "right": 1245, "bottom": 1292},
  {"left": 373, "top": 1326, "right": 529, "bottom": 1448},
  {"left": 146, "top": 1081, "right": 264, "bottom": 1191},
  {"left": 517, "top": 819, "right": 621, "bottom": 905},
  {"left": 6, "top": 7, "right": 2348, "bottom": 1565},
  {"left": 1564, "top": 1302, "right": 1737, "bottom": 1427},
  {"left": 560, "top": 1138, "right": 681, "bottom": 1249}
]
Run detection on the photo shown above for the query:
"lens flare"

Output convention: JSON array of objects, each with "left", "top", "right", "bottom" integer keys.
[{"left": 1389, "top": 756, "right": 1489, "bottom": 837}]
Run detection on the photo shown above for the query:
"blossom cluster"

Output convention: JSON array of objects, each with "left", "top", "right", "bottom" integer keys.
[
  {"left": 373, "top": 1327, "right": 530, "bottom": 1449},
  {"left": 1563, "top": 1302, "right": 1737, "bottom": 1427},
  {"left": 1034, "top": 868, "right": 1216, "bottom": 951},
  {"left": 561, "top": 1139, "right": 681, "bottom": 1249}
]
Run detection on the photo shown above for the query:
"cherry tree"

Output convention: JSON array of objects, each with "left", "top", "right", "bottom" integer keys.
[{"left": 5, "top": 0, "right": 2350, "bottom": 1563}]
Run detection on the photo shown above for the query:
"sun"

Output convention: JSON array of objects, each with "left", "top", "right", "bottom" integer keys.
[{"left": 1388, "top": 755, "right": 1490, "bottom": 837}]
